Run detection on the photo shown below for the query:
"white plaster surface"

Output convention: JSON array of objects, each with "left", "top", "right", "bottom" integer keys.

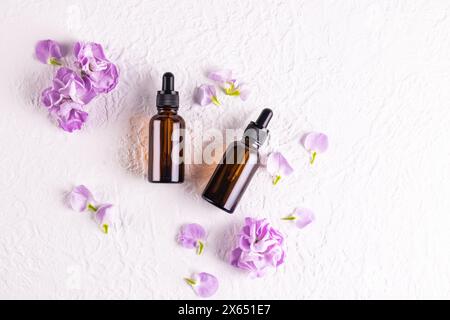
[{"left": 0, "top": 0, "right": 449, "bottom": 299}]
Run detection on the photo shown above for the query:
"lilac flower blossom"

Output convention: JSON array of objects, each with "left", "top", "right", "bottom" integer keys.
[
  {"left": 230, "top": 217, "right": 285, "bottom": 278},
  {"left": 36, "top": 40, "right": 119, "bottom": 132},
  {"left": 74, "top": 42, "right": 119, "bottom": 94},
  {"left": 41, "top": 67, "right": 96, "bottom": 132}
]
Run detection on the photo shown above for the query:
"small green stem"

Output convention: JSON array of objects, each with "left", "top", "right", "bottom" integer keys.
[
  {"left": 281, "top": 215, "right": 296, "bottom": 221},
  {"left": 87, "top": 203, "right": 97, "bottom": 212},
  {"left": 48, "top": 57, "right": 62, "bottom": 66},
  {"left": 272, "top": 175, "right": 281, "bottom": 185},
  {"left": 224, "top": 82, "right": 235, "bottom": 95},
  {"left": 211, "top": 95, "right": 221, "bottom": 106},
  {"left": 310, "top": 151, "right": 317, "bottom": 165},
  {"left": 197, "top": 241, "right": 204, "bottom": 255},
  {"left": 185, "top": 278, "right": 196, "bottom": 286}
]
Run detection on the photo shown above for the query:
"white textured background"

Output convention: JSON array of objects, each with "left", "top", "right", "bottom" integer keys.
[{"left": 0, "top": 0, "right": 449, "bottom": 299}]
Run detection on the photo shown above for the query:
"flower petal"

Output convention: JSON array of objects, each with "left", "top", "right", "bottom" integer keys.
[
  {"left": 35, "top": 40, "right": 63, "bottom": 65},
  {"left": 266, "top": 152, "right": 294, "bottom": 176},
  {"left": 177, "top": 223, "right": 206, "bottom": 249},
  {"left": 68, "top": 185, "right": 93, "bottom": 212},
  {"left": 95, "top": 203, "right": 114, "bottom": 233},
  {"left": 189, "top": 272, "right": 219, "bottom": 298},
  {"left": 194, "top": 84, "right": 216, "bottom": 106},
  {"left": 303, "top": 132, "right": 329, "bottom": 153},
  {"left": 293, "top": 208, "right": 315, "bottom": 229},
  {"left": 238, "top": 83, "right": 251, "bottom": 101},
  {"left": 208, "top": 69, "right": 232, "bottom": 83},
  {"left": 95, "top": 203, "right": 114, "bottom": 224}
]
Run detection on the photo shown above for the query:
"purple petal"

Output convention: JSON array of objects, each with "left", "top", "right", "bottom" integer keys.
[
  {"left": 238, "top": 83, "right": 251, "bottom": 101},
  {"left": 74, "top": 42, "right": 107, "bottom": 61},
  {"left": 95, "top": 203, "right": 114, "bottom": 234},
  {"left": 35, "top": 40, "right": 63, "bottom": 64},
  {"left": 194, "top": 84, "right": 216, "bottom": 106},
  {"left": 190, "top": 272, "right": 219, "bottom": 298},
  {"left": 177, "top": 223, "right": 206, "bottom": 249},
  {"left": 90, "top": 62, "right": 119, "bottom": 94},
  {"left": 266, "top": 152, "right": 294, "bottom": 176},
  {"left": 68, "top": 185, "right": 93, "bottom": 212},
  {"left": 95, "top": 204, "right": 114, "bottom": 224},
  {"left": 96, "top": 204, "right": 114, "bottom": 232},
  {"left": 230, "top": 247, "right": 243, "bottom": 267},
  {"left": 293, "top": 208, "right": 315, "bottom": 229},
  {"left": 41, "top": 87, "right": 62, "bottom": 108},
  {"left": 265, "top": 245, "right": 285, "bottom": 267},
  {"left": 302, "top": 132, "right": 329, "bottom": 153},
  {"left": 208, "top": 69, "right": 232, "bottom": 83}
]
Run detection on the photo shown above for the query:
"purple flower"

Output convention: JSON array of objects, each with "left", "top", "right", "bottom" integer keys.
[
  {"left": 68, "top": 185, "right": 94, "bottom": 212},
  {"left": 302, "top": 132, "right": 329, "bottom": 165},
  {"left": 177, "top": 223, "right": 207, "bottom": 255},
  {"left": 230, "top": 217, "right": 285, "bottom": 278},
  {"left": 42, "top": 67, "right": 96, "bottom": 106},
  {"left": 67, "top": 185, "right": 114, "bottom": 234},
  {"left": 185, "top": 272, "right": 219, "bottom": 298},
  {"left": 35, "top": 40, "right": 63, "bottom": 66},
  {"left": 208, "top": 69, "right": 251, "bottom": 101},
  {"left": 41, "top": 67, "right": 96, "bottom": 132},
  {"left": 74, "top": 42, "right": 119, "bottom": 94},
  {"left": 282, "top": 208, "right": 315, "bottom": 229},
  {"left": 266, "top": 152, "right": 294, "bottom": 185},
  {"left": 49, "top": 101, "right": 89, "bottom": 133},
  {"left": 195, "top": 84, "right": 220, "bottom": 106}
]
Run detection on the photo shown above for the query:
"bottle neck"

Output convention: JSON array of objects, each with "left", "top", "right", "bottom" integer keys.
[
  {"left": 157, "top": 106, "right": 178, "bottom": 115},
  {"left": 241, "top": 136, "right": 260, "bottom": 150},
  {"left": 241, "top": 124, "right": 268, "bottom": 149}
]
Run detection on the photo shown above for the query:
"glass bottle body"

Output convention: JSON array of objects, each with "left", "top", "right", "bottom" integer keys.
[
  {"left": 148, "top": 107, "right": 185, "bottom": 183},
  {"left": 202, "top": 139, "right": 259, "bottom": 213}
]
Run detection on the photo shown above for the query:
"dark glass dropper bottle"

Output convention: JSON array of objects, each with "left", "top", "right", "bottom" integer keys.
[
  {"left": 148, "top": 72, "right": 185, "bottom": 183},
  {"left": 202, "top": 108, "right": 273, "bottom": 213}
]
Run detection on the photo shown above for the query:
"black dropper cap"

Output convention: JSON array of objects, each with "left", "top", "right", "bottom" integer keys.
[
  {"left": 156, "top": 72, "right": 179, "bottom": 108},
  {"left": 254, "top": 108, "right": 273, "bottom": 129},
  {"left": 243, "top": 108, "right": 273, "bottom": 146}
]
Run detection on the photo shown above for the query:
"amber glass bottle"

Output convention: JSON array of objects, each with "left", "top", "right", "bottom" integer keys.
[
  {"left": 202, "top": 108, "right": 273, "bottom": 213},
  {"left": 148, "top": 72, "right": 185, "bottom": 183}
]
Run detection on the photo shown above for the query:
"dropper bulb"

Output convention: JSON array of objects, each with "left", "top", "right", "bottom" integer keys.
[
  {"left": 255, "top": 108, "right": 273, "bottom": 129},
  {"left": 162, "top": 72, "right": 174, "bottom": 91}
]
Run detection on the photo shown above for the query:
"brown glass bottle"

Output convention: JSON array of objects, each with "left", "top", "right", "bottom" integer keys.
[
  {"left": 202, "top": 109, "right": 273, "bottom": 213},
  {"left": 148, "top": 73, "right": 185, "bottom": 183}
]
